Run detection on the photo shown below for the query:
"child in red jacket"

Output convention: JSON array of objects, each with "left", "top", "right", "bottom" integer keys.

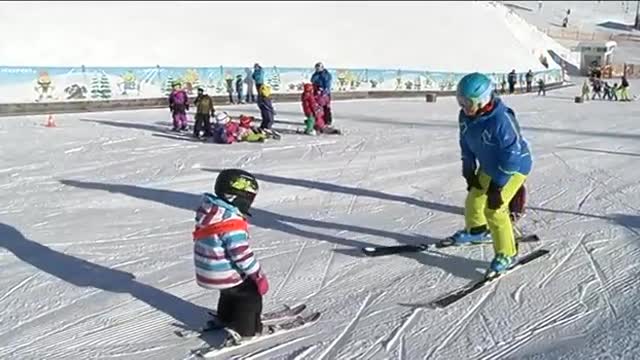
[
  {"left": 301, "top": 83, "right": 343, "bottom": 135},
  {"left": 301, "top": 83, "right": 325, "bottom": 134}
]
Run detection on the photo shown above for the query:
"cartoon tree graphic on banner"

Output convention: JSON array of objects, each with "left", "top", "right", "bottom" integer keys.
[
  {"left": 267, "top": 67, "right": 281, "bottom": 91},
  {"left": 163, "top": 75, "right": 175, "bottom": 96},
  {"left": 90, "top": 75, "right": 101, "bottom": 99},
  {"left": 99, "top": 73, "right": 112, "bottom": 99},
  {"left": 90, "top": 73, "right": 112, "bottom": 99}
]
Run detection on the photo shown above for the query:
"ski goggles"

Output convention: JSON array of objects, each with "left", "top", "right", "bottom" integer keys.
[{"left": 456, "top": 94, "right": 483, "bottom": 115}]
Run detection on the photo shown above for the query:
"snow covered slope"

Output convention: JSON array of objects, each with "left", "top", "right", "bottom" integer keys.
[
  {"left": 1, "top": 86, "right": 640, "bottom": 359},
  {"left": 0, "top": 1, "right": 567, "bottom": 72},
  {"left": 506, "top": 0, "right": 640, "bottom": 35}
]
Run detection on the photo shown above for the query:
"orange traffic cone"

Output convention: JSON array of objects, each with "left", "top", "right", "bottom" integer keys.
[{"left": 44, "top": 114, "right": 56, "bottom": 127}]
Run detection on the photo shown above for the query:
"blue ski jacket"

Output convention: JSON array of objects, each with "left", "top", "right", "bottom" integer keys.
[{"left": 459, "top": 98, "right": 532, "bottom": 187}]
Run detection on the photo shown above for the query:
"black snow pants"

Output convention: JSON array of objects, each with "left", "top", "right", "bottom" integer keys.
[{"left": 217, "top": 279, "right": 263, "bottom": 337}]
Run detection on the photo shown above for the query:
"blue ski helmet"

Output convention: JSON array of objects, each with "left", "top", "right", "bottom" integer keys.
[{"left": 456, "top": 72, "right": 494, "bottom": 116}]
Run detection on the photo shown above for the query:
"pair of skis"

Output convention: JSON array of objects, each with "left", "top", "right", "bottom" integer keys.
[
  {"left": 176, "top": 304, "right": 321, "bottom": 358},
  {"left": 361, "top": 234, "right": 540, "bottom": 257},
  {"left": 361, "top": 234, "right": 550, "bottom": 308}
]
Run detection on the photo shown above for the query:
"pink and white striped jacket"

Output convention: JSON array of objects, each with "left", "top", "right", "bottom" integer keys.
[{"left": 192, "top": 193, "right": 261, "bottom": 290}]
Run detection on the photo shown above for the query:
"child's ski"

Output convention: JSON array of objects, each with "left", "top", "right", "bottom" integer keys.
[
  {"left": 190, "top": 311, "right": 321, "bottom": 358},
  {"left": 174, "top": 303, "right": 306, "bottom": 338}
]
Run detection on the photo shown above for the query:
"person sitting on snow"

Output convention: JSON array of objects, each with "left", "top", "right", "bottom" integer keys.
[
  {"left": 237, "top": 115, "right": 267, "bottom": 142},
  {"left": 212, "top": 112, "right": 239, "bottom": 144}
]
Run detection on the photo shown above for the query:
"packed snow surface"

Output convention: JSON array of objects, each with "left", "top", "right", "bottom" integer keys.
[{"left": 1, "top": 83, "right": 640, "bottom": 359}]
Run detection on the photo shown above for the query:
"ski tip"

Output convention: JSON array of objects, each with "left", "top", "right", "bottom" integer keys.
[{"left": 307, "top": 311, "right": 322, "bottom": 322}]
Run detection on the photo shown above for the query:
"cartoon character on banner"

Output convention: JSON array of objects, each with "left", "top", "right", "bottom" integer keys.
[{"left": 35, "top": 71, "right": 55, "bottom": 102}]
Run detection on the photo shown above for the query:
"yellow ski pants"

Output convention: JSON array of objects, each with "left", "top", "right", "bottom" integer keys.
[{"left": 465, "top": 170, "right": 527, "bottom": 257}]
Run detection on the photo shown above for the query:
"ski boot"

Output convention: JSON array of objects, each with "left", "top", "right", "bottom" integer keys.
[
  {"left": 303, "top": 116, "right": 316, "bottom": 135},
  {"left": 485, "top": 253, "right": 516, "bottom": 279},
  {"left": 220, "top": 327, "right": 243, "bottom": 347},
  {"left": 438, "top": 227, "right": 492, "bottom": 248}
]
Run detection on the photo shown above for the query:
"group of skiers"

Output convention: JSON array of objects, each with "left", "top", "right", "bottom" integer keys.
[
  {"left": 581, "top": 75, "right": 632, "bottom": 102},
  {"left": 167, "top": 62, "right": 339, "bottom": 143},
  {"left": 168, "top": 80, "right": 277, "bottom": 142},
  {"left": 190, "top": 70, "right": 535, "bottom": 352},
  {"left": 501, "top": 69, "right": 546, "bottom": 96}
]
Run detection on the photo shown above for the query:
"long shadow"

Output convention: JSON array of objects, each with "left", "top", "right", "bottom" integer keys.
[
  {"left": 202, "top": 168, "right": 463, "bottom": 216},
  {"left": 610, "top": 214, "right": 640, "bottom": 231},
  {"left": 59, "top": 179, "right": 487, "bottom": 280},
  {"left": 556, "top": 146, "right": 640, "bottom": 158},
  {"left": 81, "top": 118, "right": 168, "bottom": 133},
  {"left": 528, "top": 207, "right": 640, "bottom": 236},
  {"left": 272, "top": 109, "right": 640, "bottom": 141},
  {"left": 0, "top": 222, "right": 210, "bottom": 331},
  {"left": 204, "top": 169, "right": 640, "bottom": 238}
]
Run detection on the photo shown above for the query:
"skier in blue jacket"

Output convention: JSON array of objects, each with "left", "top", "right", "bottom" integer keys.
[
  {"left": 447, "top": 72, "right": 532, "bottom": 276},
  {"left": 252, "top": 63, "right": 264, "bottom": 94}
]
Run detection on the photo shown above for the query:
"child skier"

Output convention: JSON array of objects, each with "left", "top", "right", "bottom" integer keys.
[
  {"left": 447, "top": 72, "right": 532, "bottom": 276},
  {"left": 212, "top": 112, "right": 239, "bottom": 144},
  {"left": 300, "top": 83, "right": 341, "bottom": 135},
  {"left": 193, "top": 87, "right": 215, "bottom": 139},
  {"left": 169, "top": 83, "right": 189, "bottom": 131},
  {"left": 237, "top": 115, "right": 267, "bottom": 142},
  {"left": 301, "top": 83, "right": 324, "bottom": 135},
  {"left": 257, "top": 84, "right": 279, "bottom": 139},
  {"left": 192, "top": 168, "right": 269, "bottom": 345}
]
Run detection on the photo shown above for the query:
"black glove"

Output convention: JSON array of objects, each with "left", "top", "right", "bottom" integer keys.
[
  {"left": 487, "top": 181, "right": 504, "bottom": 210},
  {"left": 463, "top": 169, "right": 482, "bottom": 191}
]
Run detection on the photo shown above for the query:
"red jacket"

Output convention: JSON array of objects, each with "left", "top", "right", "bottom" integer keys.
[{"left": 301, "top": 84, "right": 323, "bottom": 119}]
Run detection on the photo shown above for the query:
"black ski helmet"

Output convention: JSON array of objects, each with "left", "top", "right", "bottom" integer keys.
[{"left": 214, "top": 169, "right": 259, "bottom": 216}]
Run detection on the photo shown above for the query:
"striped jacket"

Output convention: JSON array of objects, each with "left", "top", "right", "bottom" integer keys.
[{"left": 192, "top": 193, "right": 261, "bottom": 290}]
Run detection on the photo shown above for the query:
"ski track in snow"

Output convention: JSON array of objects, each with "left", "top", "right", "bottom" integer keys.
[
  {"left": 235, "top": 334, "right": 315, "bottom": 360},
  {"left": 317, "top": 292, "right": 375, "bottom": 360},
  {"left": 383, "top": 308, "right": 422, "bottom": 352},
  {"left": 537, "top": 235, "right": 585, "bottom": 289},
  {"left": 0, "top": 273, "right": 38, "bottom": 304},
  {"left": 580, "top": 239, "right": 618, "bottom": 319},
  {"left": 424, "top": 281, "right": 498, "bottom": 360}
]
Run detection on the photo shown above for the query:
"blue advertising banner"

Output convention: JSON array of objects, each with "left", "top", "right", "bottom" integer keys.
[{"left": 0, "top": 65, "right": 562, "bottom": 103}]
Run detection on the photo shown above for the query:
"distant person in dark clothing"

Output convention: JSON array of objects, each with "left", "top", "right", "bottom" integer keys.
[
  {"left": 193, "top": 87, "right": 215, "bottom": 138},
  {"left": 507, "top": 70, "right": 517, "bottom": 94},
  {"left": 244, "top": 68, "right": 255, "bottom": 103},
  {"left": 225, "top": 75, "right": 234, "bottom": 104},
  {"left": 525, "top": 70, "right": 534, "bottom": 92},
  {"left": 591, "top": 78, "right": 602, "bottom": 100},
  {"left": 235, "top": 75, "right": 244, "bottom": 104},
  {"left": 537, "top": 78, "right": 546, "bottom": 96}
]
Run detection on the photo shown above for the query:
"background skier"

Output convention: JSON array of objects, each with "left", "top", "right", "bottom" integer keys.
[{"left": 168, "top": 82, "right": 189, "bottom": 131}]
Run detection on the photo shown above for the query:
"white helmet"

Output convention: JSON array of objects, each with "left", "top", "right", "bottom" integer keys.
[{"left": 214, "top": 111, "right": 230, "bottom": 125}]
